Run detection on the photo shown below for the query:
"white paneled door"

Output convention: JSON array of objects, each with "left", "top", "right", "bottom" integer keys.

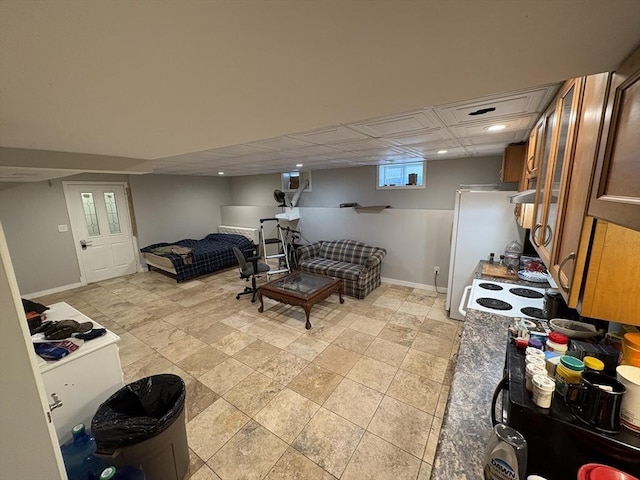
[{"left": 64, "top": 183, "right": 137, "bottom": 284}]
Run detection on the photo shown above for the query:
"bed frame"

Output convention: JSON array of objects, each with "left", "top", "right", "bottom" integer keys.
[{"left": 143, "top": 225, "right": 260, "bottom": 277}]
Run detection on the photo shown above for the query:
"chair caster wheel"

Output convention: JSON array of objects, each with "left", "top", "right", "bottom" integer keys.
[
  {"left": 236, "top": 295, "right": 241, "bottom": 300},
  {"left": 251, "top": 298, "right": 256, "bottom": 303}
]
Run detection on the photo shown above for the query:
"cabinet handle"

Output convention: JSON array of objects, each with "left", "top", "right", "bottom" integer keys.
[
  {"left": 532, "top": 224, "right": 542, "bottom": 247},
  {"left": 525, "top": 156, "right": 534, "bottom": 175},
  {"left": 558, "top": 252, "right": 576, "bottom": 293},
  {"left": 514, "top": 206, "right": 520, "bottom": 219},
  {"left": 542, "top": 225, "right": 552, "bottom": 247}
]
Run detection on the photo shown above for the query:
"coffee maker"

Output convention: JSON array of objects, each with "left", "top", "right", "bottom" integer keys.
[{"left": 544, "top": 289, "right": 577, "bottom": 320}]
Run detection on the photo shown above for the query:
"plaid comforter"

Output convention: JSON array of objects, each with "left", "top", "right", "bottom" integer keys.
[
  {"left": 296, "top": 239, "right": 386, "bottom": 299},
  {"left": 141, "top": 233, "right": 253, "bottom": 282}
]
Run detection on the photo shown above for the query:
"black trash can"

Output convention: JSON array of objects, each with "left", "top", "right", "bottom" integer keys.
[{"left": 91, "top": 374, "right": 188, "bottom": 480}]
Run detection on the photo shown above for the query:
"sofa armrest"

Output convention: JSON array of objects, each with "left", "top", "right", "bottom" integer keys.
[
  {"left": 365, "top": 248, "right": 387, "bottom": 268},
  {"left": 297, "top": 242, "right": 321, "bottom": 262}
]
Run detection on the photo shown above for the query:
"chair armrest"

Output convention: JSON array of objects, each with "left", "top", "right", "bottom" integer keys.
[
  {"left": 365, "top": 248, "right": 387, "bottom": 268},
  {"left": 297, "top": 242, "right": 321, "bottom": 262}
]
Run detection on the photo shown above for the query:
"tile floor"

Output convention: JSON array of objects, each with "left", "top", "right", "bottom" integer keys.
[{"left": 36, "top": 268, "right": 462, "bottom": 480}]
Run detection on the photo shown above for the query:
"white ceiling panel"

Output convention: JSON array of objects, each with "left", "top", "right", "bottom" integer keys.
[
  {"left": 434, "top": 84, "right": 560, "bottom": 126},
  {"left": 387, "top": 127, "right": 452, "bottom": 146},
  {"left": 349, "top": 111, "right": 441, "bottom": 137},
  {"left": 289, "top": 125, "right": 370, "bottom": 145},
  {"left": 247, "top": 136, "right": 315, "bottom": 151}
]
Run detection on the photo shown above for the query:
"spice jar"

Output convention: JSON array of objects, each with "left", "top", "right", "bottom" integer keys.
[
  {"left": 583, "top": 356, "right": 604, "bottom": 374},
  {"left": 526, "top": 363, "right": 547, "bottom": 392},
  {"left": 555, "top": 355, "right": 584, "bottom": 397},
  {"left": 532, "top": 374, "right": 555, "bottom": 408},
  {"left": 545, "top": 332, "right": 569, "bottom": 355}
]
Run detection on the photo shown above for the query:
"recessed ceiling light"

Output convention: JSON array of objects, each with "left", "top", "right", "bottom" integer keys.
[
  {"left": 437, "top": 149, "right": 448, "bottom": 154},
  {"left": 487, "top": 124, "right": 506, "bottom": 132},
  {"left": 295, "top": 163, "right": 303, "bottom": 168},
  {"left": 218, "top": 171, "right": 225, "bottom": 175}
]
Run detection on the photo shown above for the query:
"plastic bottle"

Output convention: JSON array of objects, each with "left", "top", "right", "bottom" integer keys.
[
  {"left": 555, "top": 355, "right": 584, "bottom": 397},
  {"left": 483, "top": 423, "right": 527, "bottom": 480},
  {"left": 60, "top": 424, "right": 108, "bottom": 480}
]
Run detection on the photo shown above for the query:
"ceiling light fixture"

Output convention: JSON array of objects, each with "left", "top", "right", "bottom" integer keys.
[
  {"left": 295, "top": 163, "right": 303, "bottom": 168},
  {"left": 487, "top": 124, "right": 506, "bottom": 132},
  {"left": 437, "top": 150, "right": 448, "bottom": 154},
  {"left": 218, "top": 171, "right": 225, "bottom": 175}
]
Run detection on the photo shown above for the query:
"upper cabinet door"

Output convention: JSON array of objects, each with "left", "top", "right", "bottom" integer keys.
[{"left": 588, "top": 46, "right": 640, "bottom": 231}]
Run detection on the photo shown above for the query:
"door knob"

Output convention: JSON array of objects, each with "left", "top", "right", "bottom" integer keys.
[
  {"left": 49, "top": 393, "right": 63, "bottom": 411},
  {"left": 80, "top": 240, "right": 93, "bottom": 250}
]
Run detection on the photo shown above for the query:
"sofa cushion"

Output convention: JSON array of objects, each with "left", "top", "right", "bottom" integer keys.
[
  {"left": 299, "top": 258, "right": 364, "bottom": 282},
  {"left": 319, "top": 239, "right": 375, "bottom": 266}
]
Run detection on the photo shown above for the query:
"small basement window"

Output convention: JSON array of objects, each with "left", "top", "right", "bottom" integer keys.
[
  {"left": 282, "top": 171, "right": 312, "bottom": 192},
  {"left": 377, "top": 161, "right": 425, "bottom": 189}
]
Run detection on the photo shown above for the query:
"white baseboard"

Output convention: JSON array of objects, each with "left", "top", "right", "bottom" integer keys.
[
  {"left": 22, "top": 282, "right": 85, "bottom": 300},
  {"left": 381, "top": 276, "right": 448, "bottom": 293}
]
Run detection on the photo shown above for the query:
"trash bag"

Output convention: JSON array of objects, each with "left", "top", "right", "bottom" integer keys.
[{"left": 91, "top": 374, "right": 186, "bottom": 451}]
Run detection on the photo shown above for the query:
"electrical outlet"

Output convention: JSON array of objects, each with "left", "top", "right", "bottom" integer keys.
[{"left": 434, "top": 266, "right": 440, "bottom": 274}]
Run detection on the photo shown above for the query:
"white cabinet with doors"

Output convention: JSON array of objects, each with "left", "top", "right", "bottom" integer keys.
[{"left": 38, "top": 302, "right": 124, "bottom": 444}]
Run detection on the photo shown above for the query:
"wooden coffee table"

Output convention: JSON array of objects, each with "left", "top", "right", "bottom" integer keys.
[{"left": 257, "top": 272, "right": 344, "bottom": 329}]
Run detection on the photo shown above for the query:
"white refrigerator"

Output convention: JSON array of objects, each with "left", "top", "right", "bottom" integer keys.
[{"left": 445, "top": 189, "right": 524, "bottom": 320}]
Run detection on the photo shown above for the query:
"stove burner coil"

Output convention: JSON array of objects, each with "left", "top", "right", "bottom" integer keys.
[
  {"left": 521, "top": 307, "right": 546, "bottom": 319},
  {"left": 476, "top": 297, "right": 512, "bottom": 310},
  {"left": 509, "top": 288, "right": 544, "bottom": 299},
  {"left": 478, "top": 283, "right": 503, "bottom": 291}
]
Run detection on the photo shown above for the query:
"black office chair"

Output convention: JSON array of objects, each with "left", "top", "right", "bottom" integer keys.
[{"left": 232, "top": 246, "right": 270, "bottom": 302}]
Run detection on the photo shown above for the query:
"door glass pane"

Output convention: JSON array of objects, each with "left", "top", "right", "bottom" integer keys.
[
  {"left": 103, "top": 192, "right": 121, "bottom": 234},
  {"left": 81, "top": 193, "right": 101, "bottom": 237},
  {"left": 535, "top": 110, "right": 556, "bottom": 229},
  {"left": 546, "top": 86, "right": 575, "bottom": 248}
]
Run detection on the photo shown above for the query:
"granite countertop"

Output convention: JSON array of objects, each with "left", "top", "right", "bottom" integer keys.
[{"left": 431, "top": 262, "right": 550, "bottom": 479}]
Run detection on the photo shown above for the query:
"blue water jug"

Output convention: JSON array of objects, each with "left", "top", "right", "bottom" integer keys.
[
  {"left": 60, "top": 423, "right": 108, "bottom": 480},
  {"left": 99, "top": 466, "right": 146, "bottom": 480}
]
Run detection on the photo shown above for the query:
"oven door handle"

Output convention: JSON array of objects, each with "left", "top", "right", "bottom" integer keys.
[
  {"left": 491, "top": 375, "right": 509, "bottom": 426},
  {"left": 458, "top": 285, "right": 472, "bottom": 317}
]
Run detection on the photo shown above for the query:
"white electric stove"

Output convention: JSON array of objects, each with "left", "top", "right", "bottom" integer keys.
[{"left": 459, "top": 278, "right": 547, "bottom": 319}]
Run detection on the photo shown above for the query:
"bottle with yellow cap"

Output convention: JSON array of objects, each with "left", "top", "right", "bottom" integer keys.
[{"left": 583, "top": 356, "right": 604, "bottom": 374}]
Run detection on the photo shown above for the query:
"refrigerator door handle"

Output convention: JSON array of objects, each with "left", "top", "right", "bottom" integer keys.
[
  {"left": 458, "top": 285, "right": 472, "bottom": 317},
  {"left": 491, "top": 375, "right": 509, "bottom": 426}
]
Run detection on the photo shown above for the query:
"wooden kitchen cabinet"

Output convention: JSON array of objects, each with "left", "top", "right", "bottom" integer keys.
[
  {"left": 579, "top": 219, "right": 640, "bottom": 324},
  {"left": 501, "top": 143, "right": 527, "bottom": 183},
  {"left": 588, "top": 46, "right": 640, "bottom": 231},
  {"left": 550, "top": 73, "right": 610, "bottom": 303},
  {"left": 534, "top": 78, "right": 584, "bottom": 267},
  {"left": 525, "top": 67, "right": 640, "bottom": 324}
]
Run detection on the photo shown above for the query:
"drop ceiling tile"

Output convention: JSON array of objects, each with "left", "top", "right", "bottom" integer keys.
[
  {"left": 434, "top": 84, "right": 561, "bottom": 126},
  {"left": 463, "top": 143, "right": 510, "bottom": 156},
  {"left": 247, "top": 136, "right": 315, "bottom": 151},
  {"left": 209, "top": 144, "right": 272, "bottom": 157},
  {"left": 285, "top": 144, "right": 343, "bottom": 157},
  {"left": 448, "top": 114, "right": 537, "bottom": 138},
  {"left": 457, "top": 131, "right": 526, "bottom": 146},
  {"left": 334, "top": 138, "right": 399, "bottom": 152},
  {"left": 348, "top": 111, "right": 442, "bottom": 137},
  {"left": 386, "top": 127, "right": 452, "bottom": 146},
  {"left": 289, "top": 125, "right": 370, "bottom": 144}
]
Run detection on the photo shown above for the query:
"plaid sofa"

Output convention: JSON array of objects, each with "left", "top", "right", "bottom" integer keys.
[{"left": 296, "top": 239, "right": 386, "bottom": 299}]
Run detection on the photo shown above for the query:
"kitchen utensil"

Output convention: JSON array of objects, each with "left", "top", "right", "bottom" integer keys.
[
  {"left": 565, "top": 372, "right": 626, "bottom": 433},
  {"left": 549, "top": 318, "right": 599, "bottom": 339},
  {"left": 616, "top": 365, "right": 640, "bottom": 433}
]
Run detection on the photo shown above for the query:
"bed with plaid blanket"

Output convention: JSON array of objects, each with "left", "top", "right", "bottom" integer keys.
[
  {"left": 141, "top": 233, "right": 254, "bottom": 282},
  {"left": 296, "top": 239, "right": 386, "bottom": 299}
]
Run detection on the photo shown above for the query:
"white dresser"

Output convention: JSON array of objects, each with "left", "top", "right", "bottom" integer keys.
[{"left": 37, "top": 302, "right": 124, "bottom": 444}]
